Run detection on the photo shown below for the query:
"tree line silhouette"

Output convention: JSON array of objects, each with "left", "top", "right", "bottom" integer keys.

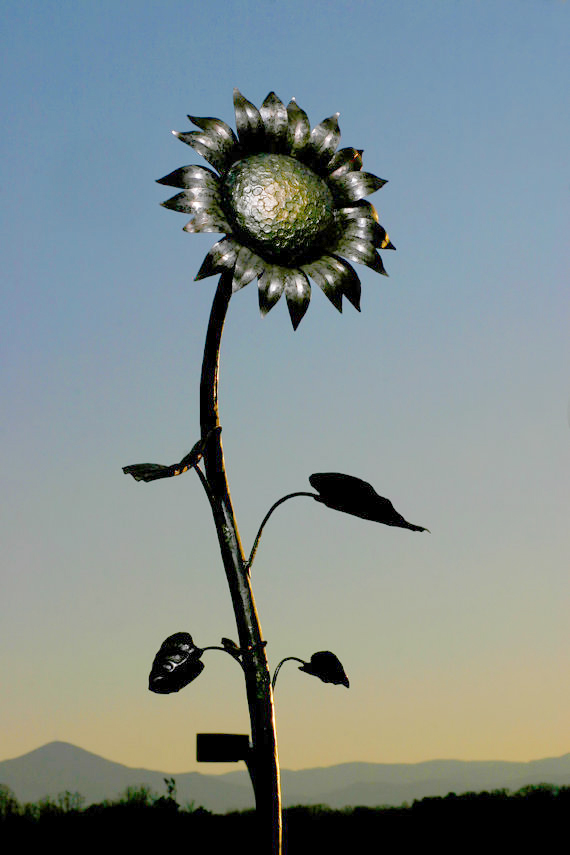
[{"left": 1, "top": 779, "right": 568, "bottom": 850}]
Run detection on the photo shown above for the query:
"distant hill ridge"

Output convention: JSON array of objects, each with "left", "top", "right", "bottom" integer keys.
[{"left": 1, "top": 742, "right": 569, "bottom": 813}]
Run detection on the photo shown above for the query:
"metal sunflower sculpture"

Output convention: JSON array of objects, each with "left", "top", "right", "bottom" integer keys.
[
  {"left": 158, "top": 89, "right": 395, "bottom": 328},
  {"left": 125, "top": 90, "right": 421, "bottom": 855}
]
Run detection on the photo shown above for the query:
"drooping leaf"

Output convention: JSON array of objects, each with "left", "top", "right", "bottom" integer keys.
[
  {"left": 123, "top": 429, "right": 220, "bottom": 483},
  {"left": 299, "top": 651, "right": 349, "bottom": 688},
  {"left": 122, "top": 463, "right": 172, "bottom": 482},
  {"left": 149, "top": 632, "right": 204, "bottom": 694},
  {"left": 309, "top": 472, "right": 429, "bottom": 532}
]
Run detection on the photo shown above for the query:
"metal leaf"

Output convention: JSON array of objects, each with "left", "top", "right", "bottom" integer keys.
[
  {"left": 309, "top": 472, "right": 429, "bottom": 531},
  {"left": 122, "top": 436, "right": 208, "bottom": 483},
  {"left": 221, "top": 638, "right": 241, "bottom": 658},
  {"left": 122, "top": 463, "right": 171, "bottom": 482},
  {"left": 149, "top": 632, "right": 205, "bottom": 694},
  {"left": 299, "top": 651, "right": 349, "bottom": 688}
]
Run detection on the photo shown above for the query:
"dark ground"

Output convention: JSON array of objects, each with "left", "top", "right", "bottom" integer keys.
[{"left": 1, "top": 785, "right": 567, "bottom": 850}]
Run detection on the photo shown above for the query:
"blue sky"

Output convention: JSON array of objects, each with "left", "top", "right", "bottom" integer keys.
[{"left": 1, "top": 0, "right": 568, "bottom": 776}]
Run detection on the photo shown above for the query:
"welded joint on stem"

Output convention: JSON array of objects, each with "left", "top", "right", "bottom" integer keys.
[
  {"left": 201, "top": 423, "right": 223, "bottom": 447},
  {"left": 192, "top": 425, "right": 223, "bottom": 502}
]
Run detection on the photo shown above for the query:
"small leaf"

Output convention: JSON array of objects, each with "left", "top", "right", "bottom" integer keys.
[
  {"left": 221, "top": 638, "right": 241, "bottom": 658},
  {"left": 149, "top": 632, "right": 204, "bottom": 694},
  {"left": 309, "top": 472, "right": 429, "bottom": 532},
  {"left": 122, "top": 463, "right": 171, "bottom": 482},
  {"left": 299, "top": 651, "right": 349, "bottom": 688},
  {"left": 123, "top": 436, "right": 208, "bottom": 483}
]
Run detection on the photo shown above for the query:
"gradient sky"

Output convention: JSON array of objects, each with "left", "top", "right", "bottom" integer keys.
[{"left": 1, "top": 0, "right": 568, "bottom": 776}]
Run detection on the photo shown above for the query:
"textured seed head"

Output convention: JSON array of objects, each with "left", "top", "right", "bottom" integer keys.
[{"left": 222, "top": 153, "right": 336, "bottom": 264}]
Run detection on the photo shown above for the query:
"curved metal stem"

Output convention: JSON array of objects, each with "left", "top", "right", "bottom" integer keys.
[
  {"left": 201, "top": 645, "right": 240, "bottom": 654},
  {"left": 272, "top": 656, "right": 305, "bottom": 691},
  {"left": 199, "top": 273, "right": 282, "bottom": 854},
  {"left": 201, "top": 645, "right": 245, "bottom": 670},
  {"left": 192, "top": 462, "right": 214, "bottom": 503},
  {"left": 246, "top": 492, "right": 317, "bottom": 572}
]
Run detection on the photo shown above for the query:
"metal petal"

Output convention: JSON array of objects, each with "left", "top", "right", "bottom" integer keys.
[
  {"left": 338, "top": 201, "right": 379, "bottom": 225},
  {"left": 233, "top": 246, "right": 263, "bottom": 291},
  {"left": 338, "top": 203, "right": 394, "bottom": 248},
  {"left": 233, "top": 88, "right": 265, "bottom": 150},
  {"left": 286, "top": 98, "right": 310, "bottom": 156},
  {"left": 170, "top": 184, "right": 221, "bottom": 203},
  {"left": 338, "top": 218, "right": 394, "bottom": 249},
  {"left": 332, "top": 235, "right": 388, "bottom": 276},
  {"left": 156, "top": 164, "right": 220, "bottom": 191},
  {"left": 284, "top": 269, "right": 311, "bottom": 329},
  {"left": 301, "top": 257, "right": 343, "bottom": 312},
  {"left": 258, "top": 265, "right": 286, "bottom": 316},
  {"left": 328, "top": 171, "right": 387, "bottom": 204},
  {"left": 195, "top": 237, "right": 239, "bottom": 280},
  {"left": 319, "top": 254, "right": 361, "bottom": 311},
  {"left": 307, "top": 113, "right": 341, "bottom": 168},
  {"left": 260, "top": 92, "right": 288, "bottom": 152},
  {"left": 161, "top": 190, "right": 224, "bottom": 214},
  {"left": 187, "top": 114, "right": 238, "bottom": 147},
  {"left": 327, "top": 148, "right": 363, "bottom": 179},
  {"left": 183, "top": 210, "right": 231, "bottom": 234},
  {"left": 172, "top": 130, "right": 234, "bottom": 174},
  {"left": 338, "top": 219, "right": 377, "bottom": 242}
]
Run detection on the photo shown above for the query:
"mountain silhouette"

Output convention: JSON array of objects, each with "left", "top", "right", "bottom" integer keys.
[{"left": 1, "top": 742, "right": 569, "bottom": 812}]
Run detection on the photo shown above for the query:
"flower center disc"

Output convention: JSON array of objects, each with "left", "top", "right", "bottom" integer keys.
[{"left": 223, "top": 154, "right": 336, "bottom": 265}]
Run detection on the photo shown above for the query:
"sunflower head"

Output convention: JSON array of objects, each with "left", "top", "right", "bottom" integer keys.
[{"left": 158, "top": 90, "right": 395, "bottom": 329}]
